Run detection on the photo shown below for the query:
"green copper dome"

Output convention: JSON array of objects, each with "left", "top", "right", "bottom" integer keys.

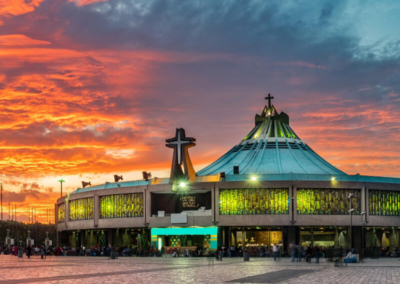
[{"left": 197, "top": 97, "right": 346, "bottom": 176}]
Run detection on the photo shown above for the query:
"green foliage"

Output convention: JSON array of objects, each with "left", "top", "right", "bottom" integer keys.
[
  {"left": 90, "top": 231, "right": 97, "bottom": 247},
  {"left": 180, "top": 235, "right": 187, "bottom": 246},
  {"left": 141, "top": 229, "right": 150, "bottom": 250},
  {"left": 0, "top": 220, "right": 56, "bottom": 247},
  {"left": 122, "top": 230, "right": 130, "bottom": 247},
  {"left": 69, "top": 232, "right": 77, "bottom": 248},
  {"left": 84, "top": 231, "right": 90, "bottom": 247},
  {"left": 114, "top": 230, "right": 123, "bottom": 247},
  {"left": 100, "top": 231, "right": 106, "bottom": 247}
]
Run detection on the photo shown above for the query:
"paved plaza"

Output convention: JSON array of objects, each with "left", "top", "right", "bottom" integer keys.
[{"left": 0, "top": 256, "right": 399, "bottom": 284}]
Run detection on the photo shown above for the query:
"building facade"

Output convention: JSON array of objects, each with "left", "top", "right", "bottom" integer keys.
[{"left": 56, "top": 98, "right": 400, "bottom": 253}]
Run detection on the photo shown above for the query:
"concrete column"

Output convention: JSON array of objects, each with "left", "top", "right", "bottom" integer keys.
[
  {"left": 108, "top": 229, "right": 113, "bottom": 246},
  {"left": 361, "top": 186, "right": 366, "bottom": 219},
  {"left": 289, "top": 186, "right": 293, "bottom": 223},
  {"left": 268, "top": 230, "right": 271, "bottom": 247},
  {"left": 334, "top": 227, "right": 339, "bottom": 248},
  {"left": 145, "top": 187, "right": 151, "bottom": 224},
  {"left": 54, "top": 203, "right": 58, "bottom": 227},
  {"left": 242, "top": 229, "right": 245, "bottom": 251},
  {"left": 293, "top": 186, "right": 297, "bottom": 224},
  {"left": 365, "top": 186, "right": 369, "bottom": 223},
  {"left": 287, "top": 226, "right": 296, "bottom": 247},
  {"left": 94, "top": 194, "right": 99, "bottom": 228},
  {"left": 65, "top": 199, "right": 69, "bottom": 229},
  {"left": 211, "top": 185, "right": 215, "bottom": 223},
  {"left": 215, "top": 186, "right": 220, "bottom": 223},
  {"left": 310, "top": 228, "right": 314, "bottom": 246}
]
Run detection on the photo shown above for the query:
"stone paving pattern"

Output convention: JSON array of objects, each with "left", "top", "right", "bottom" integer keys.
[{"left": 0, "top": 255, "right": 399, "bottom": 284}]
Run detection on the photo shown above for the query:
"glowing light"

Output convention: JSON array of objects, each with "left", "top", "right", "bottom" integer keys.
[
  {"left": 331, "top": 177, "right": 335, "bottom": 181},
  {"left": 251, "top": 176, "right": 257, "bottom": 181},
  {"left": 179, "top": 182, "right": 186, "bottom": 187}
]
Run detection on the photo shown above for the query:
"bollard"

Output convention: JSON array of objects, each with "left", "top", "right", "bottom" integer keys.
[{"left": 243, "top": 251, "right": 249, "bottom": 261}]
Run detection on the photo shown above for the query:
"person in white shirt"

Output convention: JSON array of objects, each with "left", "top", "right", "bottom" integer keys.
[{"left": 273, "top": 244, "right": 278, "bottom": 261}]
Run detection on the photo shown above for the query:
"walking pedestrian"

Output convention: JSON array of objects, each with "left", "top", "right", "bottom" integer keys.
[
  {"left": 297, "top": 244, "right": 304, "bottom": 262},
  {"left": 315, "top": 246, "right": 321, "bottom": 263},
  {"left": 26, "top": 245, "right": 32, "bottom": 259},
  {"left": 273, "top": 243, "right": 278, "bottom": 261},
  {"left": 306, "top": 245, "right": 312, "bottom": 262},
  {"left": 290, "top": 243, "right": 296, "bottom": 262},
  {"left": 41, "top": 246, "right": 46, "bottom": 259}
]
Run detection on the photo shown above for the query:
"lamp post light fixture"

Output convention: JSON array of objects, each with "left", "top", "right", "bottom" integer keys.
[
  {"left": 57, "top": 179, "right": 66, "bottom": 198},
  {"left": 348, "top": 208, "right": 355, "bottom": 249},
  {"left": 347, "top": 193, "right": 356, "bottom": 249},
  {"left": 361, "top": 211, "right": 367, "bottom": 260}
]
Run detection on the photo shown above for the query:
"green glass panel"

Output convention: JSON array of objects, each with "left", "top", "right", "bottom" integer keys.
[
  {"left": 297, "top": 188, "right": 361, "bottom": 215},
  {"left": 99, "top": 193, "right": 143, "bottom": 219},
  {"left": 369, "top": 190, "right": 400, "bottom": 216},
  {"left": 58, "top": 203, "right": 65, "bottom": 222},
  {"left": 219, "top": 188, "right": 289, "bottom": 215},
  {"left": 69, "top": 197, "right": 94, "bottom": 221}
]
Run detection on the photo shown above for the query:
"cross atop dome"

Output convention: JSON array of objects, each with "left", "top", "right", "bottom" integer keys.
[
  {"left": 265, "top": 93, "right": 274, "bottom": 109},
  {"left": 166, "top": 128, "right": 197, "bottom": 185}
]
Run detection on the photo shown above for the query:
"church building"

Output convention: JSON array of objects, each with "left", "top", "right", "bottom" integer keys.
[{"left": 56, "top": 96, "right": 400, "bottom": 254}]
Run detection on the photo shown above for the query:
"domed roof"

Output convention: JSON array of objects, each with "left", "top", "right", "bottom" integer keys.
[{"left": 197, "top": 97, "right": 346, "bottom": 176}]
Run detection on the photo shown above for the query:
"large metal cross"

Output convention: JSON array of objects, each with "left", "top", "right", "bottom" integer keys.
[
  {"left": 166, "top": 129, "right": 195, "bottom": 165},
  {"left": 265, "top": 93, "right": 274, "bottom": 108}
]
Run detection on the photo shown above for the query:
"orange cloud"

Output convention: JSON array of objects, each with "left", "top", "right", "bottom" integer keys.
[
  {"left": 68, "top": 0, "right": 109, "bottom": 6},
  {"left": 0, "top": 34, "right": 51, "bottom": 46},
  {"left": 0, "top": 0, "right": 44, "bottom": 25}
]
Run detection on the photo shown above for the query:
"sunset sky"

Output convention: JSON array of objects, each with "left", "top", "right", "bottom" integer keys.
[{"left": 0, "top": 0, "right": 400, "bottom": 222}]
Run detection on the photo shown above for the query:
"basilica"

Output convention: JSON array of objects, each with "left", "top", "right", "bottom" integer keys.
[{"left": 56, "top": 96, "right": 400, "bottom": 254}]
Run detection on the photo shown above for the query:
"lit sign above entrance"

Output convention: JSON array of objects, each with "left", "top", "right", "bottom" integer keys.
[{"left": 180, "top": 196, "right": 199, "bottom": 208}]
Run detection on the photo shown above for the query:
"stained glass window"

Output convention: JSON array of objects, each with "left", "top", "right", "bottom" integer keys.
[
  {"left": 100, "top": 193, "right": 143, "bottom": 219},
  {"left": 369, "top": 190, "right": 400, "bottom": 216},
  {"left": 69, "top": 198, "right": 94, "bottom": 221},
  {"left": 58, "top": 203, "right": 65, "bottom": 222},
  {"left": 219, "top": 188, "right": 289, "bottom": 215},
  {"left": 297, "top": 188, "right": 360, "bottom": 215}
]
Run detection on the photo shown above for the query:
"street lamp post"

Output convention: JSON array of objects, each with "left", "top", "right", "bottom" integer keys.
[
  {"left": 57, "top": 179, "right": 66, "bottom": 197},
  {"left": 348, "top": 208, "right": 355, "bottom": 249},
  {"left": 361, "top": 211, "right": 366, "bottom": 261},
  {"left": 347, "top": 193, "right": 356, "bottom": 249}
]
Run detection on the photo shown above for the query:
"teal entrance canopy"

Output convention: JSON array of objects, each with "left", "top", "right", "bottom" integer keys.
[
  {"left": 151, "top": 227, "right": 219, "bottom": 250},
  {"left": 151, "top": 227, "right": 218, "bottom": 236}
]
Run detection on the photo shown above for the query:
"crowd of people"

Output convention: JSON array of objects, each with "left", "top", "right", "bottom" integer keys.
[
  {"left": 289, "top": 243, "right": 325, "bottom": 263},
  {"left": 0, "top": 245, "right": 49, "bottom": 258},
  {"left": 2, "top": 243, "right": 400, "bottom": 260}
]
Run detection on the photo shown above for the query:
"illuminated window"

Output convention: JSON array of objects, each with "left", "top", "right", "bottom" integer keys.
[
  {"left": 69, "top": 198, "right": 94, "bottom": 221},
  {"left": 297, "top": 188, "right": 360, "bottom": 215},
  {"left": 219, "top": 188, "right": 289, "bottom": 215},
  {"left": 100, "top": 193, "right": 143, "bottom": 219},
  {"left": 58, "top": 203, "right": 65, "bottom": 222},
  {"left": 369, "top": 190, "right": 400, "bottom": 216}
]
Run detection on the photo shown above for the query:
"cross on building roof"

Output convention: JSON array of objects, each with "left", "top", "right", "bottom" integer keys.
[
  {"left": 166, "top": 129, "right": 195, "bottom": 165},
  {"left": 265, "top": 93, "right": 274, "bottom": 108}
]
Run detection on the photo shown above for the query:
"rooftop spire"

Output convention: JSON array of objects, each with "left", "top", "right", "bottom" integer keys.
[{"left": 265, "top": 93, "right": 274, "bottom": 109}]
